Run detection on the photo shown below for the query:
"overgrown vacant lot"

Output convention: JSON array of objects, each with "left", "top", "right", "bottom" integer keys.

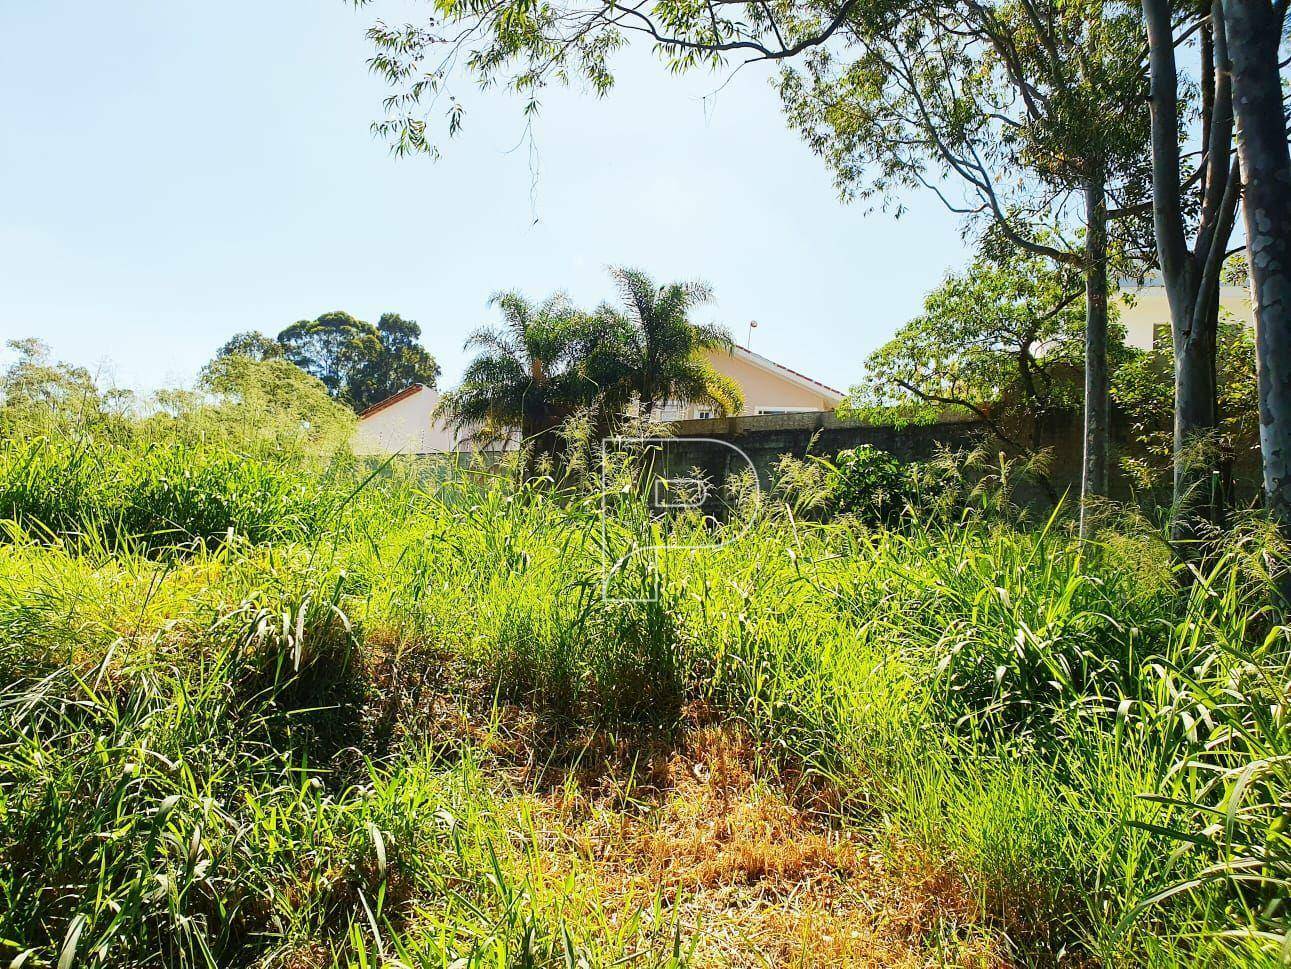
[{"left": 0, "top": 434, "right": 1286, "bottom": 968}]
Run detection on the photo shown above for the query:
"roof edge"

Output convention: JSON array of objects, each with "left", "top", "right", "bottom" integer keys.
[
  {"left": 728, "top": 346, "right": 845, "bottom": 400},
  {"left": 358, "top": 383, "right": 429, "bottom": 419}
]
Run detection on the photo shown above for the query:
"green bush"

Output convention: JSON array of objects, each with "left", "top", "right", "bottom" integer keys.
[{"left": 826, "top": 444, "right": 910, "bottom": 522}]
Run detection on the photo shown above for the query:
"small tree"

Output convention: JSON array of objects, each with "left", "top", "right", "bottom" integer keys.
[
  {"left": 439, "top": 270, "right": 743, "bottom": 475},
  {"left": 848, "top": 251, "right": 1117, "bottom": 502},
  {"left": 0, "top": 339, "right": 131, "bottom": 439},
  {"left": 194, "top": 354, "right": 356, "bottom": 451},
  {"left": 437, "top": 291, "right": 605, "bottom": 463}
]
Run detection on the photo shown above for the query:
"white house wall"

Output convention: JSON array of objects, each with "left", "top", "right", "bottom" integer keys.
[{"left": 352, "top": 387, "right": 461, "bottom": 455}]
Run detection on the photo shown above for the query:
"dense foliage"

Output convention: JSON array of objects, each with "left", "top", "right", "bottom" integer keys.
[
  {"left": 439, "top": 268, "right": 742, "bottom": 451},
  {"left": 1114, "top": 321, "right": 1260, "bottom": 482},
  {"left": 0, "top": 339, "right": 132, "bottom": 440},
  {"left": 437, "top": 291, "right": 627, "bottom": 449},
  {"left": 823, "top": 444, "right": 910, "bottom": 523},
  {"left": 219, "top": 310, "right": 441, "bottom": 412},
  {"left": 846, "top": 253, "right": 1093, "bottom": 433}
]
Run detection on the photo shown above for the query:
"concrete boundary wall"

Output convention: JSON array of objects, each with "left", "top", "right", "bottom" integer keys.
[
  {"left": 653, "top": 411, "right": 1016, "bottom": 511},
  {"left": 658, "top": 410, "right": 1262, "bottom": 511}
]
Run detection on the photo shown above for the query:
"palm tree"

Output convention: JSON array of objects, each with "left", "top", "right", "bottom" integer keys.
[
  {"left": 440, "top": 272, "right": 743, "bottom": 477},
  {"left": 437, "top": 292, "right": 589, "bottom": 453},
  {"left": 608, "top": 268, "right": 743, "bottom": 419}
]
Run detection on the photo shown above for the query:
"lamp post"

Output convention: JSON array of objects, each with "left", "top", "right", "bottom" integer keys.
[{"left": 746, "top": 319, "right": 758, "bottom": 350}]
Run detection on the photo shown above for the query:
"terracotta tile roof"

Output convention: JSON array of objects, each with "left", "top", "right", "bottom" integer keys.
[{"left": 358, "top": 383, "right": 427, "bottom": 419}]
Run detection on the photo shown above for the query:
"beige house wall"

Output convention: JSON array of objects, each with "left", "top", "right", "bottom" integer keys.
[
  {"left": 660, "top": 347, "right": 844, "bottom": 420},
  {"left": 1117, "top": 284, "right": 1252, "bottom": 351}
]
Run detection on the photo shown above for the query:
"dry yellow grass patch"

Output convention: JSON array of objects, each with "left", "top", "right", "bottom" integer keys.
[{"left": 521, "top": 720, "right": 1007, "bottom": 968}]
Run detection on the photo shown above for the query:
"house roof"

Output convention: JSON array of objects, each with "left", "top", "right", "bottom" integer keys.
[
  {"left": 358, "top": 383, "right": 430, "bottom": 419},
  {"left": 359, "top": 345, "right": 842, "bottom": 424},
  {"left": 730, "top": 345, "right": 845, "bottom": 400}
]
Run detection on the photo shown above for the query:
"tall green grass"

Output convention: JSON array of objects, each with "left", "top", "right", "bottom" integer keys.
[
  {"left": 0, "top": 436, "right": 341, "bottom": 552},
  {"left": 0, "top": 426, "right": 1285, "bottom": 966}
]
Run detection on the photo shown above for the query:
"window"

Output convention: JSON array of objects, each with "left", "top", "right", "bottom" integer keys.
[
  {"left": 697, "top": 409, "right": 713, "bottom": 419},
  {"left": 755, "top": 406, "right": 819, "bottom": 415}
]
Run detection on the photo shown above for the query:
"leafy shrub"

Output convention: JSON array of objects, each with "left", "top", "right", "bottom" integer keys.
[
  {"left": 183, "top": 353, "right": 356, "bottom": 451},
  {"left": 0, "top": 338, "right": 133, "bottom": 441},
  {"left": 826, "top": 444, "right": 910, "bottom": 523}
]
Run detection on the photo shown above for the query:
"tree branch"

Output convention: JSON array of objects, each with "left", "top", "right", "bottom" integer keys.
[
  {"left": 612, "top": 0, "right": 859, "bottom": 62},
  {"left": 893, "top": 377, "right": 1030, "bottom": 453}
]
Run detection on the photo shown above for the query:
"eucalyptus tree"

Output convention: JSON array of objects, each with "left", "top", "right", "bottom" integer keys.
[
  {"left": 1141, "top": 0, "right": 1244, "bottom": 541},
  {"left": 777, "top": 0, "right": 1151, "bottom": 528},
  {"left": 274, "top": 311, "right": 441, "bottom": 411},
  {"left": 359, "top": 0, "right": 1149, "bottom": 531},
  {"left": 278, "top": 311, "right": 380, "bottom": 402},
  {"left": 1217, "top": 0, "right": 1291, "bottom": 591},
  {"left": 215, "top": 331, "right": 284, "bottom": 362},
  {"left": 353, "top": 313, "right": 443, "bottom": 410}
]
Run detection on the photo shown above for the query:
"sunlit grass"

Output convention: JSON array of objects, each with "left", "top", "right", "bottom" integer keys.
[{"left": 0, "top": 430, "right": 1285, "bottom": 967}]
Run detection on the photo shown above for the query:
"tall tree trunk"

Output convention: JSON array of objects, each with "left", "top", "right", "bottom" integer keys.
[
  {"left": 1174, "top": 300, "right": 1222, "bottom": 536},
  {"left": 1143, "top": 0, "right": 1234, "bottom": 550},
  {"left": 1221, "top": 0, "right": 1291, "bottom": 600},
  {"left": 1080, "top": 169, "right": 1110, "bottom": 536}
]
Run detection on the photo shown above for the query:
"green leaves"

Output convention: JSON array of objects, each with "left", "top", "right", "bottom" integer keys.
[
  {"left": 607, "top": 266, "right": 740, "bottom": 418},
  {"left": 1114, "top": 320, "right": 1259, "bottom": 464},
  {"left": 439, "top": 268, "right": 741, "bottom": 454},
  {"left": 273, "top": 311, "right": 441, "bottom": 412},
  {"left": 846, "top": 249, "right": 1091, "bottom": 447},
  {"left": 823, "top": 444, "right": 910, "bottom": 523}
]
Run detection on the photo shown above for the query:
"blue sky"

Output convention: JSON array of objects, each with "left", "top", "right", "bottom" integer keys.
[{"left": 0, "top": 0, "right": 969, "bottom": 395}]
